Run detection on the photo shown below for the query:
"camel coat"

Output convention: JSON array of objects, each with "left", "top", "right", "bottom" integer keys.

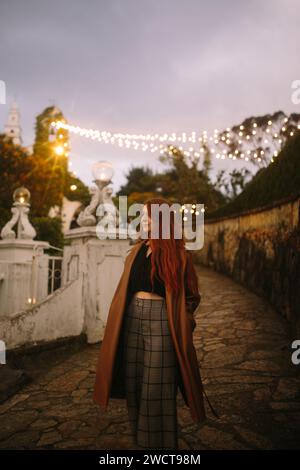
[{"left": 93, "top": 238, "right": 207, "bottom": 424}]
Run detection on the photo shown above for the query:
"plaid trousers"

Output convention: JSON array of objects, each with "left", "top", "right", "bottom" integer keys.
[{"left": 122, "top": 295, "right": 179, "bottom": 450}]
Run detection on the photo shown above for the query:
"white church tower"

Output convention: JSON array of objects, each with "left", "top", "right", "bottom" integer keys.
[{"left": 4, "top": 101, "right": 23, "bottom": 146}]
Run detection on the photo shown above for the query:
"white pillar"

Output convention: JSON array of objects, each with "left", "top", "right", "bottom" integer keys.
[{"left": 63, "top": 226, "right": 130, "bottom": 343}]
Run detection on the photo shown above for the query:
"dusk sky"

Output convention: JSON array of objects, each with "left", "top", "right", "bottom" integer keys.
[{"left": 1, "top": 0, "right": 299, "bottom": 191}]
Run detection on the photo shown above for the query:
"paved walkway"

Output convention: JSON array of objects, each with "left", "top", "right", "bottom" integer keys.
[{"left": 0, "top": 266, "right": 299, "bottom": 450}]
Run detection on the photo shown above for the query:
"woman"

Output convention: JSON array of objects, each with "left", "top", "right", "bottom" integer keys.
[{"left": 93, "top": 197, "right": 212, "bottom": 450}]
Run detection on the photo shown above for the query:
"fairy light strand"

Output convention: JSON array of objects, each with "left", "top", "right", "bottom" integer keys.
[{"left": 51, "top": 114, "right": 300, "bottom": 167}]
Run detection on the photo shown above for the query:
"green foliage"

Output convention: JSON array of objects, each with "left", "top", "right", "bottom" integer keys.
[
  {"left": 0, "top": 105, "right": 90, "bottom": 246},
  {"left": 157, "top": 147, "right": 227, "bottom": 210},
  {"left": 116, "top": 166, "right": 158, "bottom": 196},
  {"left": 117, "top": 148, "right": 226, "bottom": 211},
  {"left": 206, "top": 131, "right": 300, "bottom": 219},
  {"left": 31, "top": 216, "right": 64, "bottom": 250},
  {"left": 0, "top": 134, "right": 34, "bottom": 211},
  {"left": 64, "top": 172, "right": 90, "bottom": 206},
  {"left": 32, "top": 107, "right": 68, "bottom": 216}
]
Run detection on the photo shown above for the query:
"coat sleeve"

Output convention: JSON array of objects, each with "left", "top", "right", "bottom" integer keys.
[{"left": 184, "top": 250, "right": 201, "bottom": 332}]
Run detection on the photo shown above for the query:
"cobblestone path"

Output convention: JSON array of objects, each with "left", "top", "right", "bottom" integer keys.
[{"left": 0, "top": 266, "right": 299, "bottom": 450}]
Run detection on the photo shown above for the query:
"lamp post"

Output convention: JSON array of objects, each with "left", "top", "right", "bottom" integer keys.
[
  {"left": 1, "top": 187, "right": 36, "bottom": 240},
  {"left": 77, "top": 161, "right": 118, "bottom": 227}
]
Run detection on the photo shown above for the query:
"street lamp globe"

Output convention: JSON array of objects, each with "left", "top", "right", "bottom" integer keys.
[
  {"left": 13, "top": 187, "right": 31, "bottom": 205},
  {"left": 91, "top": 161, "right": 114, "bottom": 183}
]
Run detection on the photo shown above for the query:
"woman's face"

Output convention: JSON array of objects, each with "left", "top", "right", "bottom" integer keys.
[{"left": 141, "top": 205, "right": 151, "bottom": 235}]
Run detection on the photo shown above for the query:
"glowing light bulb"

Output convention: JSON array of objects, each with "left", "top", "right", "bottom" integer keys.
[{"left": 55, "top": 145, "right": 64, "bottom": 156}]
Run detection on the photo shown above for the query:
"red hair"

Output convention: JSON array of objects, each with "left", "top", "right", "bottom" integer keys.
[{"left": 137, "top": 197, "right": 199, "bottom": 299}]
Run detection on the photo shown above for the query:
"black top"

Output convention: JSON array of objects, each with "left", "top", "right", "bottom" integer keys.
[{"left": 127, "top": 242, "right": 166, "bottom": 305}]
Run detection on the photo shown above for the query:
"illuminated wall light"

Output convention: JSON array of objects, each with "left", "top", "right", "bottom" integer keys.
[{"left": 70, "top": 184, "right": 77, "bottom": 191}]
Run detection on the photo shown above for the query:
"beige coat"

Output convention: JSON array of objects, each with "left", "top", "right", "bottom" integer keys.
[{"left": 93, "top": 238, "right": 207, "bottom": 424}]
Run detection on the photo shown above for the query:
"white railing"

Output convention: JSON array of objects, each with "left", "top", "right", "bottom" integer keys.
[
  {"left": 46, "top": 244, "right": 63, "bottom": 295},
  {"left": 0, "top": 244, "right": 64, "bottom": 317},
  {"left": 48, "top": 255, "right": 63, "bottom": 295}
]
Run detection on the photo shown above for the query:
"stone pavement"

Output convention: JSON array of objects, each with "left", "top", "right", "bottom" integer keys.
[{"left": 0, "top": 265, "right": 299, "bottom": 450}]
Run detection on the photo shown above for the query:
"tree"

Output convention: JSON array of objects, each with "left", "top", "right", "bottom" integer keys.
[
  {"left": 116, "top": 166, "right": 158, "bottom": 196},
  {"left": 32, "top": 106, "right": 69, "bottom": 216},
  {"left": 158, "top": 145, "right": 227, "bottom": 211}
]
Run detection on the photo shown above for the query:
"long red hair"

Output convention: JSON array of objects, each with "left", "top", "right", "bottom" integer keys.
[{"left": 137, "top": 197, "right": 199, "bottom": 299}]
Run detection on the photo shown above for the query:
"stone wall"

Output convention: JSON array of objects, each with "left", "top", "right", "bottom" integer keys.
[
  {"left": 0, "top": 276, "right": 84, "bottom": 350},
  {"left": 196, "top": 192, "right": 300, "bottom": 336}
]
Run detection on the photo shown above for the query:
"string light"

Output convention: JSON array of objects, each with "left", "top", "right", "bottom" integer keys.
[{"left": 50, "top": 113, "right": 300, "bottom": 167}]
